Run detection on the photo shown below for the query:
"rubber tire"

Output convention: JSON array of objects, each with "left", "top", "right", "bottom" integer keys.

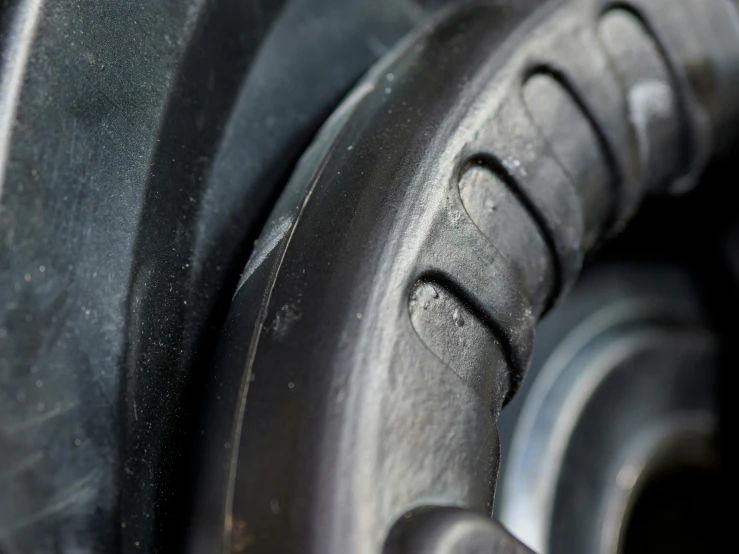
[{"left": 188, "top": 1, "right": 739, "bottom": 553}]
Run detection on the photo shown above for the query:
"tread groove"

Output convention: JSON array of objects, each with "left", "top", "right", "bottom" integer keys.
[{"left": 412, "top": 270, "right": 531, "bottom": 397}]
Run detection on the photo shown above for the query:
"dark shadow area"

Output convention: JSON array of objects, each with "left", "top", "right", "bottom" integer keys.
[
  {"left": 591, "top": 152, "right": 739, "bottom": 554},
  {"left": 622, "top": 463, "right": 722, "bottom": 554}
]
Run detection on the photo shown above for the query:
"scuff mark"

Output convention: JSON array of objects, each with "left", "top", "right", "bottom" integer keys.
[
  {"left": 234, "top": 214, "right": 294, "bottom": 297},
  {"left": 1, "top": 402, "right": 80, "bottom": 435},
  {"left": 0, "top": 450, "right": 44, "bottom": 481},
  {"left": 0, "top": 469, "right": 101, "bottom": 537}
]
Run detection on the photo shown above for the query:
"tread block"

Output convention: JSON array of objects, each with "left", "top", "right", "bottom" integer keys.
[
  {"left": 599, "top": 8, "right": 683, "bottom": 191},
  {"left": 523, "top": 71, "right": 612, "bottom": 248},
  {"left": 459, "top": 163, "right": 554, "bottom": 314}
]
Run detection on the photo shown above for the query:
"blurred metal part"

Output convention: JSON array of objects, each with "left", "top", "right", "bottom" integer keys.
[
  {"left": 497, "top": 268, "right": 718, "bottom": 554},
  {"left": 385, "top": 507, "right": 534, "bottom": 554}
]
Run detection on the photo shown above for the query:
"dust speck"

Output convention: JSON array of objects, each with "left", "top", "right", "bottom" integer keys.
[{"left": 270, "top": 304, "right": 301, "bottom": 339}]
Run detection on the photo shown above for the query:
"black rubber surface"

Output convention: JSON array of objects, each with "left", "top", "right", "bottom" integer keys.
[{"left": 189, "top": 0, "right": 739, "bottom": 552}]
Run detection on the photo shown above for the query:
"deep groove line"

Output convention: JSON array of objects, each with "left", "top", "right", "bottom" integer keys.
[
  {"left": 412, "top": 274, "right": 527, "bottom": 392},
  {"left": 408, "top": 278, "right": 511, "bottom": 412}
]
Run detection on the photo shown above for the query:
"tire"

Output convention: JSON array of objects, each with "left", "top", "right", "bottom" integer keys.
[
  {"left": 187, "top": 1, "right": 739, "bottom": 553},
  {"left": 3, "top": 0, "right": 739, "bottom": 553}
]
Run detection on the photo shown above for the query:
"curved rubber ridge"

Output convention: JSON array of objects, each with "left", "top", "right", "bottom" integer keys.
[{"left": 190, "top": 1, "right": 739, "bottom": 552}]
